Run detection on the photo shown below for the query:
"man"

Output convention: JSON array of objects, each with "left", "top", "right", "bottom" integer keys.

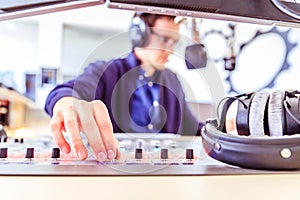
[{"left": 44, "top": 13, "right": 204, "bottom": 162}]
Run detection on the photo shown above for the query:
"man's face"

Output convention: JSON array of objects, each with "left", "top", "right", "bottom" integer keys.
[{"left": 143, "top": 16, "right": 180, "bottom": 70}]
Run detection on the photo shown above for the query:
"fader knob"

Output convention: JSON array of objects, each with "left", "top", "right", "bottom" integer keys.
[
  {"left": 0, "top": 148, "right": 8, "bottom": 158},
  {"left": 160, "top": 148, "right": 168, "bottom": 159},
  {"left": 186, "top": 149, "right": 194, "bottom": 159},
  {"left": 51, "top": 148, "right": 60, "bottom": 159},
  {"left": 135, "top": 148, "right": 143, "bottom": 159},
  {"left": 25, "top": 148, "right": 34, "bottom": 158}
]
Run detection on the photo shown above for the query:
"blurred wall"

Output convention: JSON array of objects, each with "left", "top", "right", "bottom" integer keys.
[{"left": 0, "top": 5, "right": 300, "bottom": 116}]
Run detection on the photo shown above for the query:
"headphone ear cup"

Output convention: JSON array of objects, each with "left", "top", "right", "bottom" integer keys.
[
  {"left": 203, "top": 89, "right": 300, "bottom": 170},
  {"left": 248, "top": 91, "right": 270, "bottom": 136},
  {"left": 268, "top": 90, "right": 284, "bottom": 136},
  {"left": 284, "top": 93, "right": 300, "bottom": 135},
  {"left": 129, "top": 15, "right": 150, "bottom": 48},
  {"left": 236, "top": 97, "right": 252, "bottom": 136}
]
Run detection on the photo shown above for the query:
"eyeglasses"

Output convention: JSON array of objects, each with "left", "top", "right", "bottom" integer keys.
[{"left": 151, "top": 30, "right": 179, "bottom": 48}]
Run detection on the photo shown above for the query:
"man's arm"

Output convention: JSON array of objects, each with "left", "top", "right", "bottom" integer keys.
[
  {"left": 44, "top": 61, "right": 120, "bottom": 162},
  {"left": 49, "top": 97, "right": 120, "bottom": 161}
]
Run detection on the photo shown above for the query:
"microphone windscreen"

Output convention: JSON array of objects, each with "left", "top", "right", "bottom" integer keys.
[{"left": 185, "top": 43, "right": 207, "bottom": 69}]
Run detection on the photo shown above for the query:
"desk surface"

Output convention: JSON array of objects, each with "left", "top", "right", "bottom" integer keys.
[
  {"left": 1, "top": 174, "right": 300, "bottom": 200},
  {"left": 1, "top": 133, "right": 300, "bottom": 200}
]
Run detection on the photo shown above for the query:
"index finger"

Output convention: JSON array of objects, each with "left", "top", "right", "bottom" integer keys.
[
  {"left": 63, "top": 106, "right": 88, "bottom": 160},
  {"left": 93, "top": 100, "right": 119, "bottom": 160},
  {"left": 49, "top": 111, "right": 71, "bottom": 154}
]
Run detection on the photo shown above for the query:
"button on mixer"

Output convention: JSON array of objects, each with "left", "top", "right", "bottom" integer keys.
[
  {"left": 2, "top": 137, "right": 7, "bottom": 143},
  {"left": 51, "top": 148, "right": 60, "bottom": 159},
  {"left": 0, "top": 148, "right": 7, "bottom": 158},
  {"left": 25, "top": 148, "right": 34, "bottom": 159},
  {"left": 135, "top": 148, "right": 143, "bottom": 159},
  {"left": 160, "top": 148, "right": 168, "bottom": 159},
  {"left": 186, "top": 149, "right": 194, "bottom": 159}
]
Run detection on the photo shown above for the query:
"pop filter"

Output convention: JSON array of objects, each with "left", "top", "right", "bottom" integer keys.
[{"left": 185, "top": 43, "right": 207, "bottom": 69}]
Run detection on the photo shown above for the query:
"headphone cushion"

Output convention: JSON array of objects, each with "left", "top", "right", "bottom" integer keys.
[
  {"left": 129, "top": 16, "right": 150, "bottom": 47},
  {"left": 268, "top": 90, "right": 284, "bottom": 136},
  {"left": 236, "top": 98, "right": 251, "bottom": 136},
  {"left": 249, "top": 91, "right": 270, "bottom": 136},
  {"left": 284, "top": 95, "right": 300, "bottom": 135}
]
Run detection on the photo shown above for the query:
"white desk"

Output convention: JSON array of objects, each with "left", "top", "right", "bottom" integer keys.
[{"left": 1, "top": 174, "right": 300, "bottom": 200}]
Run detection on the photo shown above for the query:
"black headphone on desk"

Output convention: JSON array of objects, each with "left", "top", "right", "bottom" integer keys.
[{"left": 202, "top": 89, "right": 300, "bottom": 170}]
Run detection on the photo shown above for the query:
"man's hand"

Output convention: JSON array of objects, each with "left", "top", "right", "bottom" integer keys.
[{"left": 49, "top": 97, "right": 120, "bottom": 162}]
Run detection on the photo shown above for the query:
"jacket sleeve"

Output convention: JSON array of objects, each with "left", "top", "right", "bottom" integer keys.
[
  {"left": 44, "top": 61, "right": 108, "bottom": 116},
  {"left": 182, "top": 102, "right": 205, "bottom": 136},
  {"left": 161, "top": 69, "right": 204, "bottom": 136}
]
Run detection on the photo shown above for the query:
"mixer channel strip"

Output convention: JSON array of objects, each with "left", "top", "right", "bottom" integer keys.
[{"left": 0, "top": 134, "right": 294, "bottom": 176}]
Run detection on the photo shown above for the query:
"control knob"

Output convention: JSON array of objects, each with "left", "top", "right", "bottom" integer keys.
[
  {"left": 135, "top": 148, "right": 143, "bottom": 159},
  {"left": 51, "top": 148, "right": 60, "bottom": 159},
  {"left": 25, "top": 148, "right": 34, "bottom": 159},
  {"left": 160, "top": 148, "right": 168, "bottom": 159},
  {"left": 0, "top": 148, "right": 7, "bottom": 158},
  {"left": 186, "top": 149, "right": 194, "bottom": 159}
]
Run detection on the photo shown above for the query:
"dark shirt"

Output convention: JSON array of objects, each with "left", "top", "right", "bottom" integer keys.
[
  {"left": 44, "top": 51, "right": 203, "bottom": 135},
  {"left": 130, "top": 69, "right": 162, "bottom": 132}
]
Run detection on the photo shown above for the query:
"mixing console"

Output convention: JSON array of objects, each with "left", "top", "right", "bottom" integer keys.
[{"left": 0, "top": 133, "right": 295, "bottom": 176}]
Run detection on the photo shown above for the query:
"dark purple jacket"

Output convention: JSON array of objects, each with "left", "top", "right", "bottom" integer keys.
[{"left": 45, "top": 52, "right": 203, "bottom": 135}]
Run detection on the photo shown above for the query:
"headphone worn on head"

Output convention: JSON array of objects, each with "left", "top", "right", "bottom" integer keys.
[
  {"left": 202, "top": 89, "right": 300, "bottom": 170},
  {"left": 129, "top": 13, "right": 151, "bottom": 48}
]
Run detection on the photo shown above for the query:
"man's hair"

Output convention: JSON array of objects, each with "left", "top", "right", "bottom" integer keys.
[{"left": 133, "top": 12, "right": 176, "bottom": 27}]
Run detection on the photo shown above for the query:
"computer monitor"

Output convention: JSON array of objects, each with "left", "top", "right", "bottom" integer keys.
[
  {"left": 107, "top": 0, "right": 300, "bottom": 28},
  {"left": 0, "top": 0, "right": 105, "bottom": 21}
]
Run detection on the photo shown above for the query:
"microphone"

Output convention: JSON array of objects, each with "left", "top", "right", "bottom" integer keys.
[{"left": 185, "top": 43, "right": 207, "bottom": 69}]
